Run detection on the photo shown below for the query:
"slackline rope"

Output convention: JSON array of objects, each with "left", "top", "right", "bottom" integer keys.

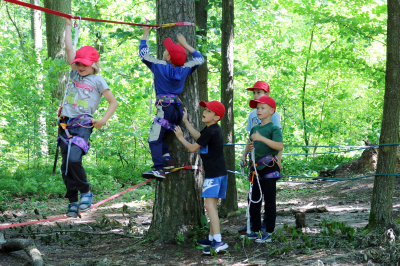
[
  {"left": 0, "top": 164, "right": 201, "bottom": 230},
  {"left": 0, "top": 179, "right": 153, "bottom": 230},
  {"left": 4, "top": 0, "right": 196, "bottom": 28}
]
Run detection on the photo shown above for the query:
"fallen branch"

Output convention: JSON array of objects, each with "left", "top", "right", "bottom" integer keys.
[
  {"left": 0, "top": 233, "right": 43, "bottom": 266},
  {"left": 11, "top": 230, "right": 143, "bottom": 239}
]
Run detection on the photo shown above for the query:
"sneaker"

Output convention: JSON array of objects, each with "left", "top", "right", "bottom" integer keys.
[
  {"left": 163, "top": 156, "right": 175, "bottom": 170},
  {"left": 66, "top": 203, "right": 79, "bottom": 218},
  {"left": 197, "top": 238, "right": 212, "bottom": 247},
  {"left": 238, "top": 223, "right": 252, "bottom": 234},
  {"left": 240, "top": 231, "right": 259, "bottom": 239},
  {"left": 261, "top": 221, "right": 266, "bottom": 232},
  {"left": 203, "top": 240, "right": 229, "bottom": 254},
  {"left": 79, "top": 192, "right": 93, "bottom": 212},
  {"left": 142, "top": 170, "right": 166, "bottom": 180},
  {"left": 255, "top": 232, "right": 272, "bottom": 243}
]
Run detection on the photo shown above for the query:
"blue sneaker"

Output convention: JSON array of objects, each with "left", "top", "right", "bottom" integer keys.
[
  {"left": 238, "top": 223, "right": 252, "bottom": 234},
  {"left": 163, "top": 156, "right": 175, "bottom": 170},
  {"left": 66, "top": 202, "right": 79, "bottom": 218},
  {"left": 240, "top": 231, "right": 259, "bottom": 239},
  {"left": 79, "top": 192, "right": 93, "bottom": 212},
  {"left": 255, "top": 232, "right": 272, "bottom": 243},
  {"left": 197, "top": 238, "right": 212, "bottom": 247},
  {"left": 203, "top": 240, "right": 229, "bottom": 254},
  {"left": 261, "top": 221, "right": 266, "bottom": 232}
]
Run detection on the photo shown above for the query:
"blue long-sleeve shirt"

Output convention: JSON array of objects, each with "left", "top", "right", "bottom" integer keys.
[{"left": 139, "top": 40, "right": 204, "bottom": 96}]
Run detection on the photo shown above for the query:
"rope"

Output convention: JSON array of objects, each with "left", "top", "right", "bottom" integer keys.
[
  {"left": 0, "top": 179, "right": 153, "bottom": 230},
  {"left": 227, "top": 170, "right": 400, "bottom": 183},
  {"left": 4, "top": 0, "right": 195, "bottom": 28}
]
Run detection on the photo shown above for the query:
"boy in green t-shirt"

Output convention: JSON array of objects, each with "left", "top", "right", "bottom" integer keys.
[{"left": 241, "top": 96, "right": 283, "bottom": 243}]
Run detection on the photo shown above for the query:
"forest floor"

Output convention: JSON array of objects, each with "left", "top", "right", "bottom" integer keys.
[{"left": 1, "top": 176, "right": 400, "bottom": 266}]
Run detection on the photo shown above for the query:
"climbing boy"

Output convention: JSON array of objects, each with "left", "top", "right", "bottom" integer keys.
[
  {"left": 238, "top": 81, "right": 282, "bottom": 234},
  {"left": 174, "top": 101, "right": 228, "bottom": 254},
  {"left": 241, "top": 96, "right": 283, "bottom": 243},
  {"left": 139, "top": 27, "right": 204, "bottom": 180}
]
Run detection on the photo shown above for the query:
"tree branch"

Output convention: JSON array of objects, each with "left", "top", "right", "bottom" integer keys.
[{"left": 5, "top": 4, "right": 26, "bottom": 55}]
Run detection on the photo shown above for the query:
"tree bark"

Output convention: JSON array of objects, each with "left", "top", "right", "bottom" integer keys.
[
  {"left": 43, "top": 0, "right": 71, "bottom": 103},
  {"left": 0, "top": 235, "right": 43, "bottom": 266},
  {"left": 195, "top": 0, "right": 209, "bottom": 104},
  {"left": 301, "top": 27, "right": 314, "bottom": 157},
  {"left": 368, "top": 0, "right": 400, "bottom": 232},
  {"left": 220, "top": 0, "right": 237, "bottom": 216},
  {"left": 148, "top": 0, "right": 203, "bottom": 242}
]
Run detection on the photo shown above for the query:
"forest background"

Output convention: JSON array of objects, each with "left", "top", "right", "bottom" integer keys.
[{"left": 0, "top": 0, "right": 387, "bottom": 204}]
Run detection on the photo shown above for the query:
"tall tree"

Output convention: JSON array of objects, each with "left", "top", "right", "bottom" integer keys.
[
  {"left": 220, "top": 0, "right": 237, "bottom": 216},
  {"left": 367, "top": 0, "right": 399, "bottom": 232},
  {"left": 301, "top": 27, "right": 314, "bottom": 157},
  {"left": 43, "top": 0, "right": 71, "bottom": 102},
  {"left": 30, "top": 0, "right": 48, "bottom": 157},
  {"left": 195, "top": 0, "right": 209, "bottom": 103},
  {"left": 148, "top": 0, "right": 204, "bottom": 242}
]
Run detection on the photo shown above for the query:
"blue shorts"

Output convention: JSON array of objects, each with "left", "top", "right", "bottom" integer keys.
[{"left": 202, "top": 174, "right": 228, "bottom": 199}]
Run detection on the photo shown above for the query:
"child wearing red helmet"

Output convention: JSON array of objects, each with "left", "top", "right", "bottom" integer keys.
[
  {"left": 240, "top": 96, "right": 283, "bottom": 243},
  {"left": 139, "top": 27, "right": 204, "bottom": 180},
  {"left": 174, "top": 101, "right": 229, "bottom": 255},
  {"left": 57, "top": 18, "right": 118, "bottom": 218}
]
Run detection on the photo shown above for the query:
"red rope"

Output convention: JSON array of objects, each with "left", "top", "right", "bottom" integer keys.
[
  {"left": 4, "top": 0, "right": 159, "bottom": 27},
  {"left": 0, "top": 179, "right": 153, "bottom": 230}
]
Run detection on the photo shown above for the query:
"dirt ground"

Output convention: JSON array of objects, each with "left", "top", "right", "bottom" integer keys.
[{"left": 1, "top": 177, "right": 400, "bottom": 266}]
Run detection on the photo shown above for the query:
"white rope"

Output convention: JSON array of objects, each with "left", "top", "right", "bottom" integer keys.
[{"left": 243, "top": 147, "right": 263, "bottom": 234}]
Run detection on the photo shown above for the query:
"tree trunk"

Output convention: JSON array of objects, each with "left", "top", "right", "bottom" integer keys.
[
  {"left": 31, "top": 0, "right": 48, "bottom": 159},
  {"left": 43, "top": 0, "right": 71, "bottom": 103},
  {"left": 301, "top": 27, "right": 314, "bottom": 157},
  {"left": 367, "top": 0, "right": 400, "bottom": 232},
  {"left": 195, "top": 0, "right": 208, "bottom": 103},
  {"left": 0, "top": 234, "right": 43, "bottom": 266},
  {"left": 220, "top": 0, "right": 237, "bottom": 216},
  {"left": 148, "top": 0, "right": 203, "bottom": 242}
]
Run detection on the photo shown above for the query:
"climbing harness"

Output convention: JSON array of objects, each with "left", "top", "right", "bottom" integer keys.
[
  {"left": 153, "top": 94, "right": 183, "bottom": 131},
  {"left": 52, "top": 115, "right": 93, "bottom": 176}
]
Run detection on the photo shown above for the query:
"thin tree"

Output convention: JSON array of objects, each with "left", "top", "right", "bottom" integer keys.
[
  {"left": 43, "top": 0, "right": 71, "bottom": 102},
  {"left": 220, "top": 0, "right": 237, "bottom": 216},
  {"left": 195, "top": 0, "right": 209, "bottom": 103},
  {"left": 148, "top": 0, "right": 203, "bottom": 242},
  {"left": 367, "top": 0, "right": 400, "bottom": 232},
  {"left": 30, "top": 0, "right": 48, "bottom": 158}
]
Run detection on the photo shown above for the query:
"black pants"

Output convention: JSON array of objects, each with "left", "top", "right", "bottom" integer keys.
[
  {"left": 249, "top": 162, "right": 279, "bottom": 233},
  {"left": 59, "top": 118, "right": 92, "bottom": 203}
]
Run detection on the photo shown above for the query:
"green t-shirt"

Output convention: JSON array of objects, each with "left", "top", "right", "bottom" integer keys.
[{"left": 250, "top": 122, "right": 283, "bottom": 170}]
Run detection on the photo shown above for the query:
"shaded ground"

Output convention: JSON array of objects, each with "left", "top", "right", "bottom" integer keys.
[{"left": 1, "top": 177, "right": 400, "bottom": 266}]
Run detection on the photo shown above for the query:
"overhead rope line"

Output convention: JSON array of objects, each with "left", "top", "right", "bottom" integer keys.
[{"left": 4, "top": 0, "right": 196, "bottom": 28}]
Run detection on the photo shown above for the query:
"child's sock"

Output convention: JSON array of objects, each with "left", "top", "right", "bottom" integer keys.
[
  {"left": 213, "top": 234, "right": 222, "bottom": 242},
  {"left": 208, "top": 234, "right": 213, "bottom": 241}
]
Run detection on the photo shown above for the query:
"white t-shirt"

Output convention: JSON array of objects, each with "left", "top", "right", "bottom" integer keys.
[
  {"left": 246, "top": 109, "right": 281, "bottom": 131},
  {"left": 61, "top": 70, "right": 109, "bottom": 118}
]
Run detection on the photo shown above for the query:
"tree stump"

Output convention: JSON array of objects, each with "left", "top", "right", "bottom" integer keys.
[{"left": 295, "top": 212, "right": 306, "bottom": 228}]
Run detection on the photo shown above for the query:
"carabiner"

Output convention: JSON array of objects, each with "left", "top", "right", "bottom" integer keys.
[{"left": 74, "top": 15, "right": 81, "bottom": 28}]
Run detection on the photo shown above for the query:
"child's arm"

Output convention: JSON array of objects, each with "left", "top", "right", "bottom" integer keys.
[
  {"left": 65, "top": 18, "right": 76, "bottom": 69},
  {"left": 91, "top": 90, "right": 118, "bottom": 129},
  {"left": 139, "top": 27, "right": 166, "bottom": 70},
  {"left": 182, "top": 107, "right": 201, "bottom": 140},
  {"left": 277, "top": 150, "right": 282, "bottom": 169},
  {"left": 174, "top": 126, "right": 201, "bottom": 153},
  {"left": 250, "top": 131, "right": 283, "bottom": 151},
  {"left": 177, "top": 33, "right": 204, "bottom": 71},
  {"left": 142, "top": 26, "right": 151, "bottom": 40}
]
